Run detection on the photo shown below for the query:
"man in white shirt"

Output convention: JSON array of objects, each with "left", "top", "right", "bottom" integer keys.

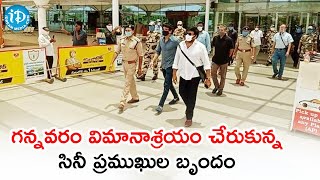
[
  {"left": 271, "top": 24, "right": 294, "bottom": 80},
  {"left": 172, "top": 27, "right": 211, "bottom": 127},
  {"left": 250, "top": 25, "right": 263, "bottom": 64},
  {"left": 38, "top": 27, "right": 56, "bottom": 84}
]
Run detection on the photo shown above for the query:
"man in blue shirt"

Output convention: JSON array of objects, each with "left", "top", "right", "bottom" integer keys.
[
  {"left": 197, "top": 22, "right": 211, "bottom": 54},
  {"left": 152, "top": 24, "right": 181, "bottom": 114}
]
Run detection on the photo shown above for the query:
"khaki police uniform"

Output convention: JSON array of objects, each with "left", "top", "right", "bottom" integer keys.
[
  {"left": 142, "top": 31, "right": 161, "bottom": 77},
  {"left": 115, "top": 36, "right": 143, "bottom": 105},
  {"left": 234, "top": 34, "right": 255, "bottom": 82}
]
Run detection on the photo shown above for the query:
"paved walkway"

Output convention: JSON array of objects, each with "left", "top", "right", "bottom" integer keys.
[{"left": 1, "top": 32, "right": 319, "bottom": 180}]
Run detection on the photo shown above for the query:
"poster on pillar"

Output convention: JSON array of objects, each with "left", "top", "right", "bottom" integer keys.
[
  {"left": 58, "top": 45, "right": 115, "bottom": 78},
  {"left": 23, "top": 48, "right": 47, "bottom": 83}
]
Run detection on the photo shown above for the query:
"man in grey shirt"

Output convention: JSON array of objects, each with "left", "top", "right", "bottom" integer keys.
[
  {"left": 61, "top": 21, "right": 88, "bottom": 46},
  {"left": 152, "top": 23, "right": 181, "bottom": 114}
]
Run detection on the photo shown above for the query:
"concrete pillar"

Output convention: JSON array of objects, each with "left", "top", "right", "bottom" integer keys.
[
  {"left": 275, "top": 12, "right": 278, "bottom": 30},
  {"left": 112, "top": 0, "right": 119, "bottom": 27},
  {"left": 306, "top": 13, "right": 310, "bottom": 29},
  {"left": 33, "top": 0, "right": 50, "bottom": 36},
  {"left": 204, "top": 0, "right": 210, "bottom": 32},
  {"left": 214, "top": 11, "right": 219, "bottom": 32},
  {"left": 221, "top": 12, "right": 224, "bottom": 24},
  {"left": 238, "top": 12, "right": 242, "bottom": 31}
]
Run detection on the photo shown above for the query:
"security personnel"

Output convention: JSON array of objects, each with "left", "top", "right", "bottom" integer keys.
[
  {"left": 137, "top": 21, "right": 161, "bottom": 81},
  {"left": 298, "top": 26, "right": 318, "bottom": 61},
  {"left": 291, "top": 25, "right": 303, "bottom": 68},
  {"left": 110, "top": 25, "right": 143, "bottom": 111},
  {"left": 173, "top": 21, "right": 186, "bottom": 41},
  {"left": 265, "top": 25, "right": 277, "bottom": 66},
  {"left": 233, "top": 26, "right": 256, "bottom": 86}
]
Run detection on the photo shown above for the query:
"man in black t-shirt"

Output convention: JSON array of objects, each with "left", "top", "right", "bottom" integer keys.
[{"left": 211, "top": 25, "right": 234, "bottom": 96}]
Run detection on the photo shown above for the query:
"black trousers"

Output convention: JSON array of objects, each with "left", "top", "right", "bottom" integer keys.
[
  {"left": 179, "top": 77, "right": 201, "bottom": 120},
  {"left": 46, "top": 56, "right": 54, "bottom": 79},
  {"left": 291, "top": 47, "right": 299, "bottom": 67}
]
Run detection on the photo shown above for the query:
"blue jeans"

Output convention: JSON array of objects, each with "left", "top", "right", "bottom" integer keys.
[
  {"left": 272, "top": 49, "right": 287, "bottom": 77},
  {"left": 158, "top": 67, "right": 179, "bottom": 107}
]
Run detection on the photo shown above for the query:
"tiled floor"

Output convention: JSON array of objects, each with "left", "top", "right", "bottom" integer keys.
[{"left": 1, "top": 33, "right": 320, "bottom": 180}]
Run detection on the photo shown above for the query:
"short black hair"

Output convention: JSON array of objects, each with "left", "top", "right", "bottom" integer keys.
[
  {"left": 75, "top": 21, "right": 83, "bottom": 27},
  {"left": 162, "top": 23, "right": 174, "bottom": 31},
  {"left": 197, "top": 22, "right": 204, "bottom": 26},
  {"left": 187, "top": 27, "right": 199, "bottom": 38},
  {"left": 125, "top": 25, "right": 135, "bottom": 31}
]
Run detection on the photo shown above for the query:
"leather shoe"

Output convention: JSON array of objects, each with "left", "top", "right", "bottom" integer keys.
[
  {"left": 185, "top": 120, "right": 192, "bottom": 127},
  {"left": 152, "top": 75, "right": 158, "bottom": 80},
  {"left": 127, "top": 99, "right": 139, "bottom": 104},
  {"left": 278, "top": 76, "right": 283, "bottom": 80},
  {"left": 240, "top": 82, "right": 245, "bottom": 86},
  {"left": 217, "top": 89, "right": 223, "bottom": 96},
  {"left": 236, "top": 79, "right": 240, "bottom": 84},
  {"left": 169, "top": 98, "right": 179, "bottom": 105},
  {"left": 212, "top": 88, "right": 218, "bottom": 94},
  {"left": 272, "top": 73, "right": 278, "bottom": 79}
]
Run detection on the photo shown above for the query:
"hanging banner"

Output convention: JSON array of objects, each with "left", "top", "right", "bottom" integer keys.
[
  {"left": 58, "top": 45, "right": 115, "bottom": 79},
  {"left": 23, "top": 48, "right": 47, "bottom": 83},
  {"left": 291, "top": 62, "right": 320, "bottom": 136},
  {"left": 0, "top": 50, "right": 25, "bottom": 87}
]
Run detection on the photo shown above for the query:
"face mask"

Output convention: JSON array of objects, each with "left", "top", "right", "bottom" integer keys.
[
  {"left": 307, "top": 30, "right": 313, "bottom": 34},
  {"left": 255, "top": 28, "right": 259, "bottom": 31},
  {"left": 197, "top": 26, "right": 203, "bottom": 31},
  {"left": 177, "top": 25, "right": 182, "bottom": 29},
  {"left": 185, "top": 34, "right": 193, "bottom": 42},
  {"left": 228, "top": 27, "right": 233, "bottom": 31},
  {"left": 149, "top": 26, "right": 155, "bottom": 32},
  {"left": 43, "top": 31, "right": 49, "bottom": 35},
  {"left": 107, "top": 25, "right": 113, "bottom": 32},
  {"left": 242, "top": 31, "right": 249, "bottom": 36},
  {"left": 270, "top": 28, "right": 275, "bottom": 31},
  {"left": 162, "top": 30, "right": 169, "bottom": 36},
  {"left": 296, "top": 28, "right": 302, "bottom": 33},
  {"left": 125, "top": 31, "right": 132, "bottom": 37}
]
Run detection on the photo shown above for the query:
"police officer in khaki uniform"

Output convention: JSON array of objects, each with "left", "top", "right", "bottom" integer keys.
[
  {"left": 137, "top": 21, "right": 161, "bottom": 81},
  {"left": 111, "top": 25, "right": 143, "bottom": 111},
  {"left": 233, "top": 26, "right": 256, "bottom": 86},
  {"left": 298, "top": 26, "right": 318, "bottom": 61}
]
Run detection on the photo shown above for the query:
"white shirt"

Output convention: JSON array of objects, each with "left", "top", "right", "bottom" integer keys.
[
  {"left": 272, "top": 32, "right": 294, "bottom": 49},
  {"left": 173, "top": 40, "right": 211, "bottom": 80},
  {"left": 250, "top": 30, "right": 263, "bottom": 46},
  {"left": 38, "top": 34, "right": 54, "bottom": 56}
]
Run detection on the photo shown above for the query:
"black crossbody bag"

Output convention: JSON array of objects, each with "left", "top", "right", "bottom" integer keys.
[
  {"left": 279, "top": 33, "right": 288, "bottom": 51},
  {"left": 178, "top": 44, "right": 207, "bottom": 83}
]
